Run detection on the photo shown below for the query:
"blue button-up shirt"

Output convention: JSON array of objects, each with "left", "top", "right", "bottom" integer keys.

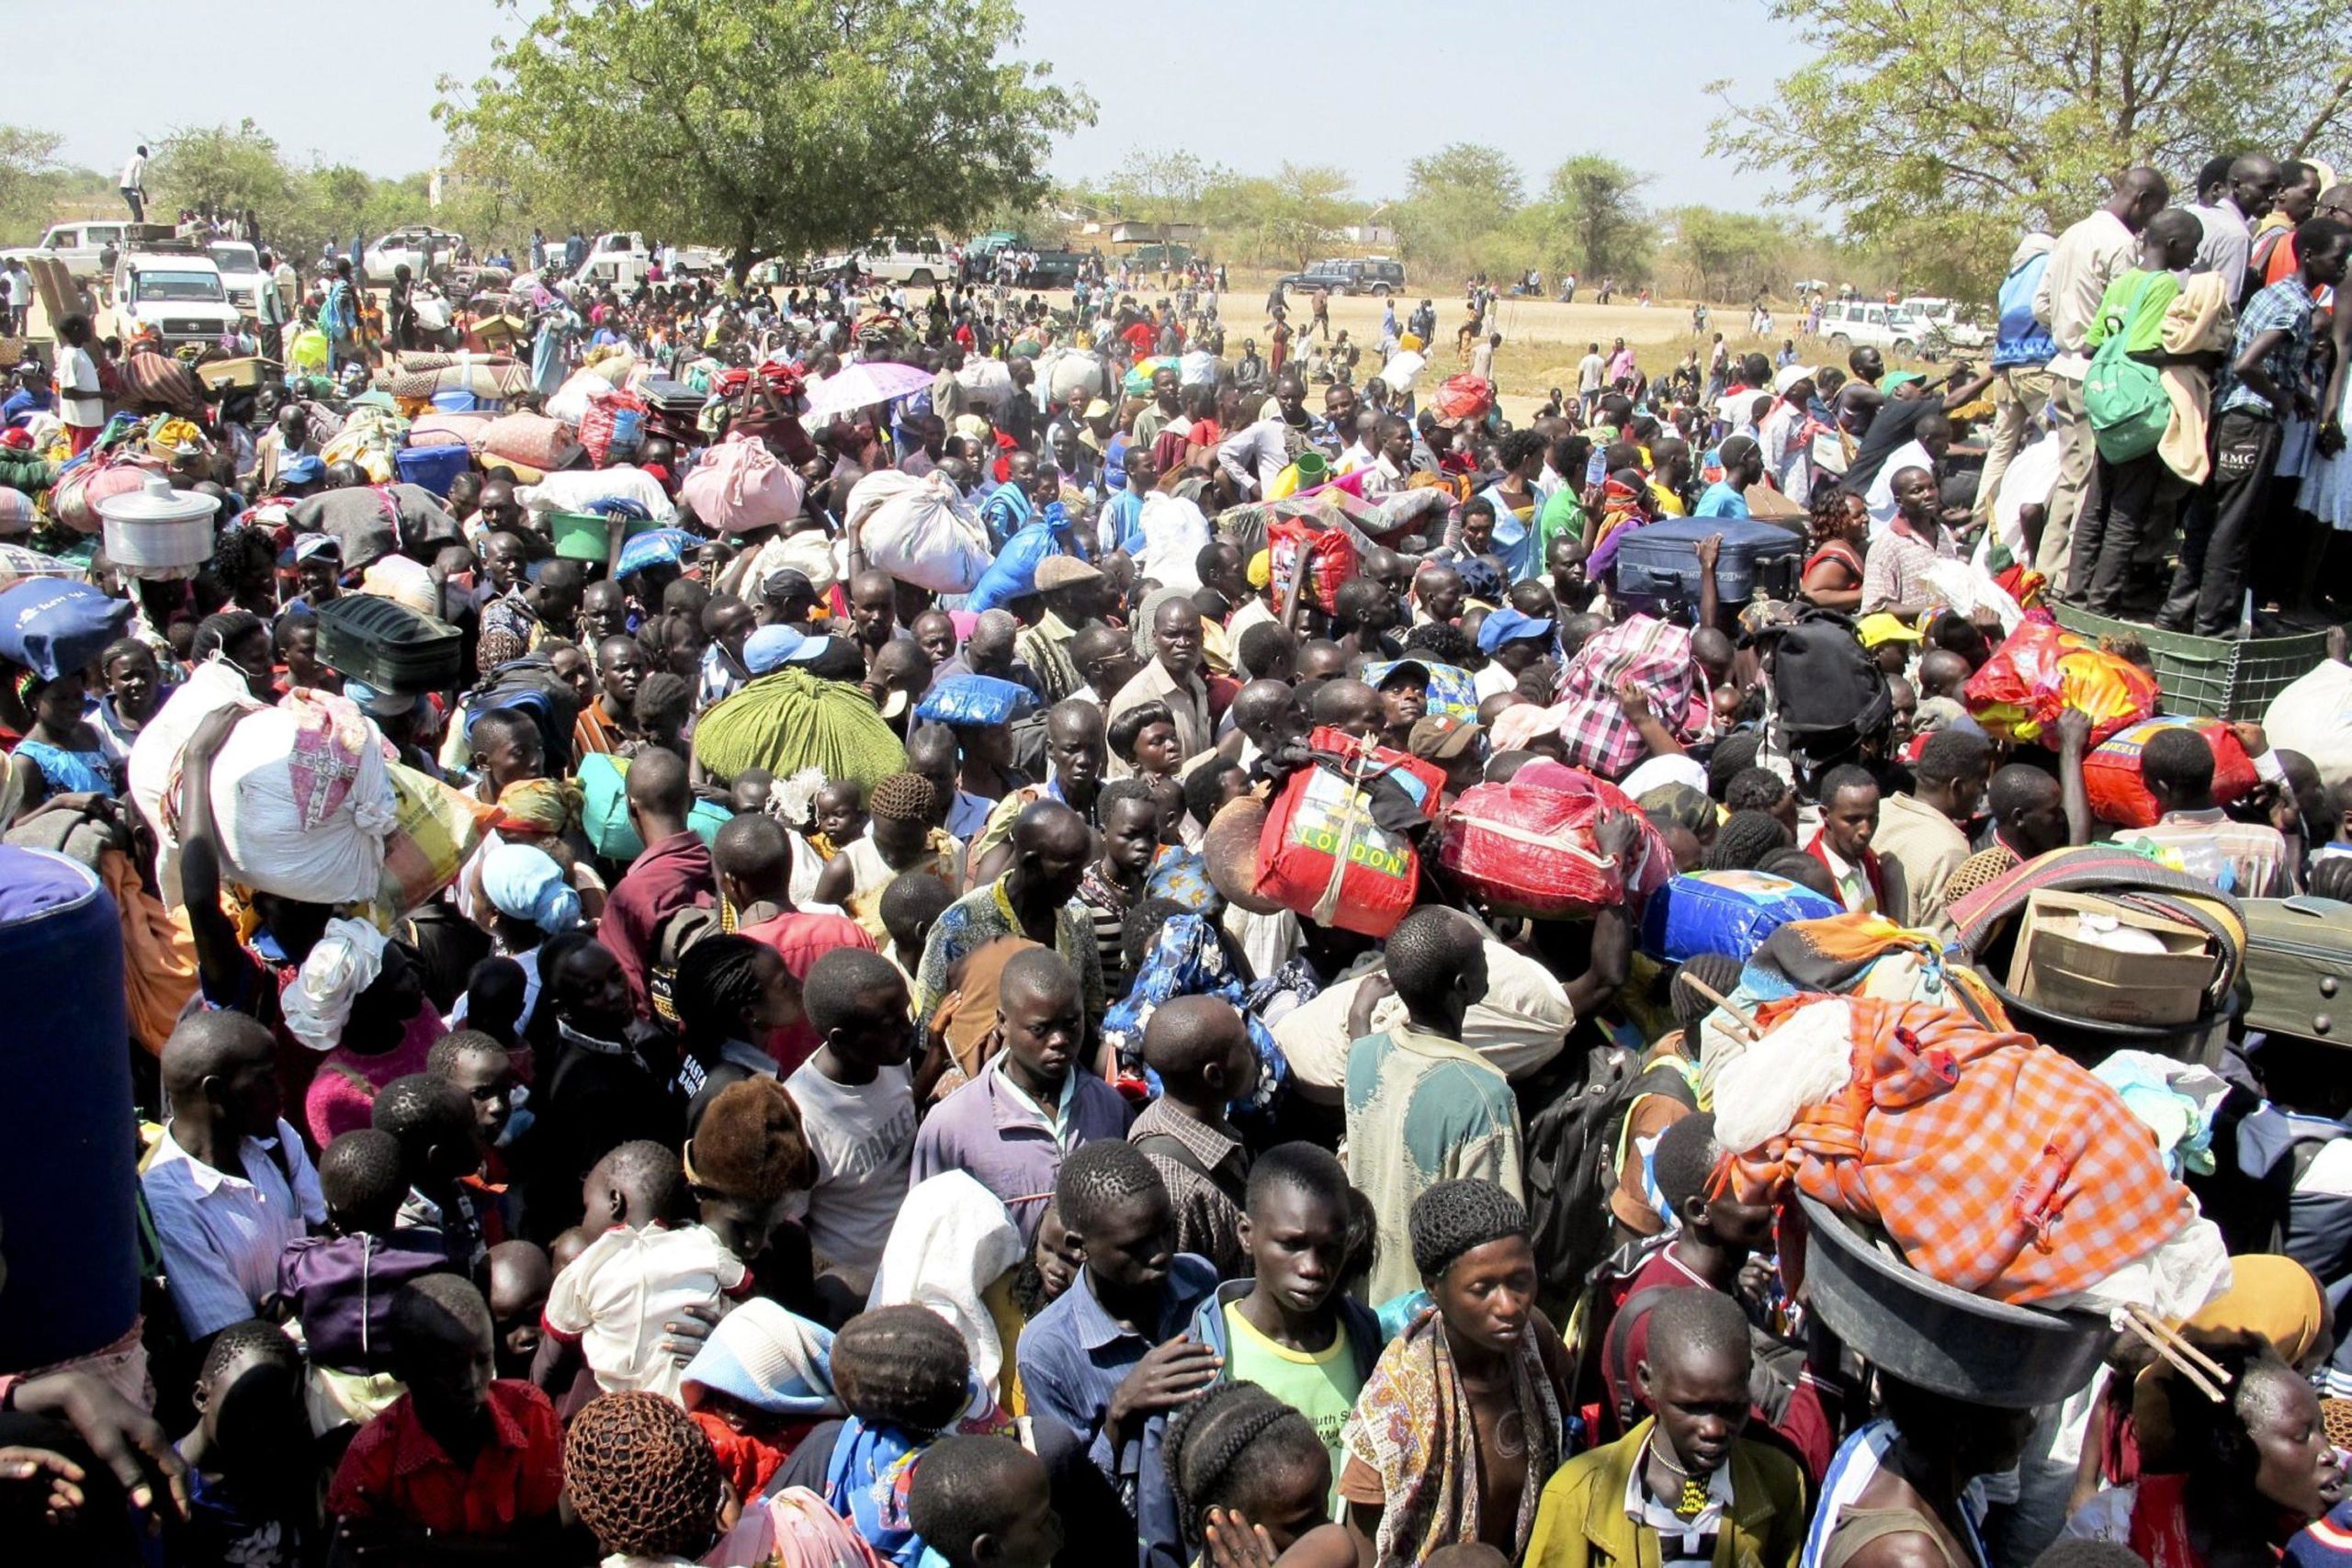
[
  {"left": 2217, "top": 275, "right": 2317, "bottom": 419},
  {"left": 1019, "top": 1254, "right": 1219, "bottom": 1568}
]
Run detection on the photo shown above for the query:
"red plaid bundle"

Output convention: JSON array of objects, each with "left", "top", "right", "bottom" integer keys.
[
  {"left": 1548, "top": 615, "right": 1702, "bottom": 780},
  {"left": 1724, "top": 996, "right": 2193, "bottom": 1304}
]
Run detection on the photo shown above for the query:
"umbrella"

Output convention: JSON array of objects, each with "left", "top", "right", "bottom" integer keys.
[{"left": 799, "top": 360, "right": 934, "bottom": 423}]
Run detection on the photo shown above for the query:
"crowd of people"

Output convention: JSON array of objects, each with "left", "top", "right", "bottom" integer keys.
[{"left": 4, "top": 149, "right": 2352, "bottom": 1568}]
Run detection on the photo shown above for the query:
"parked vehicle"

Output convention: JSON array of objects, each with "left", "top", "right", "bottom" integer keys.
[
  {"left": 1817, "top": 298, "right": 1928, "bottom": 357},
  {"left": 1896, "top": 296, "right": 1991, "bottom": 351},
  {"left": 362, "top": 226, "right": 466, "bottom": 286},
  {"left": 1276, "top": 256, "right": 1408, "bottom": 298},
  {"left": 1124, "top": 242, "right": 1195, "bottom": 271},
  {"left": 2, "top": 220, "right": 175, "bottom": 282},
  {"left": 111, "top": 243, "right": 241, "bottom": 348},
  {"left": 570, "top": 231, "right": 651, "bottom": 291},
  {"left": 207, "top": 239, "right": 266, "bottom": 317},
  {"left": 812, "top": 235, "right": 951, "bottom": 287}
]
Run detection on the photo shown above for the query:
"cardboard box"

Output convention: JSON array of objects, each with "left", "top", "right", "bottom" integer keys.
[
  {"left": 2007, "top": 889, "right": 2218, "bottom": 1027},
  {"left": 197, "top": 356, "right": 279, "bottom": 391}
]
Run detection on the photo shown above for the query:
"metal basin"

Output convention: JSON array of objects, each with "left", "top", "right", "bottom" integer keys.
[{"left": 1798, "top": 1194, "right": 2117, "bottom": 1408}]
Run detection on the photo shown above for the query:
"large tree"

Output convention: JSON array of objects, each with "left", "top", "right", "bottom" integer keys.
[
  {"left": 0, "top": 126, "right": 62, "bottom": 242},
  {"left": 437, "top": 0, "right": 1091, "bottom": 286},
  {"left": 1543, "top": 155, "right": 1651, "bottom": 281},
  {"left": 1392, "top": 142, "right": 1523, "bottom": 276},
  {"left": 1712, "top": 0, "right": 2352, "bottom": 295}
]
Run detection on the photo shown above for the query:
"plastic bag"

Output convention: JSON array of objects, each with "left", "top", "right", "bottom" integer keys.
[
  {"left": 914, "top": 674, "right": 1039, "bottom": 728},
  {"left": 2085, "top": 717, "right": 2262, "bottom": 828},
  {"left": 845, "top": 469, "right": 991, "bottom": 592},
  {"left": 1964, "top": 614, "right": 2160, "bottom": 745},
  {"left": 680, "top": 433, "right": 805, "bottom": 536},
  {"left": 1431, "top": 373, "right": 1493, "bottom": 424},
  {"left": 288, "top": 326, "right": 329, "bottom": 372},
  {"left": 207, "top": 695, "right": 399, "bottom": 905},
  {"left": 546, "top": 367, "right": 614, "bottom": 425},
  {"left": 2265, "top": 659, "right": 2352, "bottom": 793},
  {"left": 967, "top": 506, "right": 1070, "bottom": 612}
]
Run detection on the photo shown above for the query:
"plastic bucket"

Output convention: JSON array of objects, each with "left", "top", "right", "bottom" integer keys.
[
  {"left": 431, "top": 388, "right": 479, "bottom": 413},
  {"left": 549, "top": 511, "right": 612, "bottom": 560}
]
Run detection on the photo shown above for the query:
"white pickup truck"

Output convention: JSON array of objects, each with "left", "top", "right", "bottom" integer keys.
[
  {"left": 3, "top": 220, "right": 176, "bottom": 282},
  {"left": 110, "top": 246, "right": 243, "bottom": 349}
]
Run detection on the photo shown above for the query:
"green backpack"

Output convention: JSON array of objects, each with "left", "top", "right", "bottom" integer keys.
[{"left": 2083, "top": 272, "right": 2171, "bottom": 464}]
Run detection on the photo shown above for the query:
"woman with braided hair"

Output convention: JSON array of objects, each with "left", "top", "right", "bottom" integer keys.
[
  {"left": 1700, "top": 807, "right": 1794, "bottom": 873},
  {"left": 1165, "top": 1380, "right": 1356, "bottom": 1568},
  {"left": 1339, "top": 1179, "right": 1569, "bottom": 1568},
  {"left": 673, "top": 933, "right": 802, "bottom": 1133},
  {"left": 564, "top": 1391, "right": 729, "bottom": 1565},
  {"left": 814, "top": 770, "right": 969, "bottom": 943}
]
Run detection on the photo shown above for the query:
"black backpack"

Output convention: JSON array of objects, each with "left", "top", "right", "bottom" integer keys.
[
  {"left": 465, "top": 654, "right": 582, "bottom": 773},
  {"left": 1521, "top": 1045, "right": 1699, "bottom": 1315},
  {"left": 1761, "top": 607, "right": 1892, "bottom": 740}
]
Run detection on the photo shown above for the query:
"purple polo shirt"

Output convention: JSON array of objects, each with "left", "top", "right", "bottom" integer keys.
[{"left": 909, "top": 1060, "right": 1130, "bottom": 1243}]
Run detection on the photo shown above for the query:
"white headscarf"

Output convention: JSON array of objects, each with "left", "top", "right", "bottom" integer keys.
[
  {"left": 865, "top": 1170, "right": 1023, "bottom": 1393},
  {"left": 280, "top": 917, "right": 389, "bottom": 1052}
]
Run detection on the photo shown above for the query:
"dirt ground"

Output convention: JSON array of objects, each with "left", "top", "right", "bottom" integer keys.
[{"left": 1032, "top": 268, "right": 1814, "bottom": 426}]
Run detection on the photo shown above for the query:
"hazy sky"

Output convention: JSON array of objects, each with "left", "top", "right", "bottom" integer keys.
[{"left": 8, "top": 0, "right": 1811, "bottom": 210}]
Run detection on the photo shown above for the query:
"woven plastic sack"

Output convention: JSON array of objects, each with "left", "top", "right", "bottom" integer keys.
[
  {"left": 680, "top": 432, "right": 804, "bottom": 536},
  {"left": 1256, "top": 727, "right": 1444, "bottom": 938},
  {"left": 205, "top": 694, "right": 398, "bottom": 906},
  {"left": 1436, "top": 773, "right": 1644, "bottom": 918},
  {"left": 1964, "top": 614, "right": 2159, "bottom": 745},
  {"left": 546, "top": 367, "right": 615, "bottom": 425},
  {"left": 692, "top": 667, "right": 910, "bottom": 794},
  {"left": 577, "top": 390, "right": 645, "bottom": 466},
  {"left": 845, "top": 469, "right": 991, "bottom": 592},
  {"left": 375, "top": 763, "right": 498, "bottom": 918},
  {"left": 1641, "top": 869, "right": 1841, "bottom": 964},
  {"left": 2084, "top": 717, "right": 2261, "bottom": 828}
]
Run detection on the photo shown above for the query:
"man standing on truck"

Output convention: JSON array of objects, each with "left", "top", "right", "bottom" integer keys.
[{"left": 119, "top": 145, "right": 147, "bottom": 222}]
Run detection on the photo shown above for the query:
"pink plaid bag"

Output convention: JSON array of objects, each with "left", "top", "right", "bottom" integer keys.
[{"left": 1547, "top": 615, "right": 1702, "bottom": 780}]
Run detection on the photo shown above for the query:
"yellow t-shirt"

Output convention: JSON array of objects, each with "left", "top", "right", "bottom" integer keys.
[{"left": 1223, "top": 1303, "right": 1365, "bottom": 1515}]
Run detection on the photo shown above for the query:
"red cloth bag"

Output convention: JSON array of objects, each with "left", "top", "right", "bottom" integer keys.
[
  {"left": 1435, "top": 764, "right": 1669, "bottom": 917},
  {"left": 1255, "top": 727, "right": 1443, "bottom": 938}
]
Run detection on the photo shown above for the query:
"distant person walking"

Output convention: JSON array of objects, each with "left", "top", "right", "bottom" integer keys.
[{"left": 119, "top": 144, "right": 148, "bottom": 222}]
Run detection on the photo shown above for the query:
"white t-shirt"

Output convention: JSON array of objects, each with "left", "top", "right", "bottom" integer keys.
[
  {"left": 56, "top": 346, "right": 103, "bottom": 428},
  {"left": 121, "top": 153, "right": 145, "bottom": 189},
  {"left": 782, "top": 1061, "right": 917, "bottom": 1292},
  {"left": 543, "top": 1223, "right": 748, "bottom": 1401}
]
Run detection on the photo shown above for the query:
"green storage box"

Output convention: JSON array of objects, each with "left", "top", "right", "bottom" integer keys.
[{"left": 2053, "top": 605, "right": 2333, "bottom": 720}]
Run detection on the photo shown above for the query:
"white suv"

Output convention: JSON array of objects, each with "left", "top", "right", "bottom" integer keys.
[
  {"left": 814, "top": 235, "right": 951, "bottom": 287},
  {"left": 1817, "top": 299, "right": 1926, "bottom": 357},
  {"left": 111, "top": 248, "right": 242, "bottom": 348}
]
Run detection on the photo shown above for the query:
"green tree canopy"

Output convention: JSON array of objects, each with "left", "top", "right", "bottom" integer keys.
[
  {"left": 1542, "top": 155, "right": 1652, "bottom": 281},
  {"left": 1392, "top": 142, "right": 1524, "bottom": 276},
  {"left": 0, "top": 126, "right": 64, "bottom": 242},
  {"left": 437, "top": 0, "right": 1091, "bottom": 284},
  {"left": 1711, "top": 0, "right": 2352, "bottom": 296}
]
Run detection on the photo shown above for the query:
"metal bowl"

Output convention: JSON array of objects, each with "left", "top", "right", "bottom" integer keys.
[{"left": 1798, "top": 1194, "right": 2117, "bottom": 1408}]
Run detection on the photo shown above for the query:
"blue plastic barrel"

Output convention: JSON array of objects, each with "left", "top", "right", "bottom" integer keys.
[{"left": 0, "top": 847, "right": 138, "bottom": 1371}]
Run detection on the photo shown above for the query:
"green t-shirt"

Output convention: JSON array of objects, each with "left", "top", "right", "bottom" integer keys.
[
  {"left": 2086, "top": 267, "right": 2180, "bottom": 356},
  {"left": 1537, "top": 483, "right": 1588, "bottom": 557},
  {"left": 1223, "top": 1302, "right": 1365, "bottom": 1515}
]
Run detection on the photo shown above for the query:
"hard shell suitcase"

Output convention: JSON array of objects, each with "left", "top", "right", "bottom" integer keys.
[
  {"left": 1611, "top": 514, "right": 1804, "bottom": 613},
  {"left": 314, "top": 593, "right": 462, "bottom": 694},
  {"left": 2239, "top": 896, "right": 2352, "bottom": 1044}
]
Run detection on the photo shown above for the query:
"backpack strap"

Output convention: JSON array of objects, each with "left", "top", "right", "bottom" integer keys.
[{"left": 1134, "top": 1131, "right": 1248, "bottom": 1212}]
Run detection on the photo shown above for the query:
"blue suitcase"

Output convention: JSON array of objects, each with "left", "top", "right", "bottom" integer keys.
[{"left": 1611, "top": 513, "right": 1806, "bottom": 614}]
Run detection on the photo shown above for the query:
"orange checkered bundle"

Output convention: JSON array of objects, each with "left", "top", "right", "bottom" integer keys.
[{"left": 1723, "top": 996, "right": 2193, "bottom": 1305}]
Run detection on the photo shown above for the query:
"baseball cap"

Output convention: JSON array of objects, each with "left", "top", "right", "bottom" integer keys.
[
  {"left": 744, "top": 624, "right": 827, "bottom": 673},
  {"left": 1772, "top": 364, "right": 1818, "bottom": 394},
  {"left": 1856, "top": 612, "right": 1925, "bottom": 649},
  {"left": 279, "top": 454, "right": 325, "bottom": 485},
  {"left": 1475, "top": 606, "right": 1553, "bottom": 656},
  {"left": 1408, "top": 713, "right": 1479, "bottom": 761},
  {"left": 761, "top": 567, "right": 819, "bottom": 604}
]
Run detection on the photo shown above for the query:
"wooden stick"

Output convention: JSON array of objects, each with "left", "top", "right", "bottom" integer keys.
[
  {"left": 2128, "top": 1305, "right": 2229, "bottom": 1382},
  {"left": 2121, "top": 1314, "right": 2225, "bottom": 1403},
  {"left": 1679, "top": 973, "right": 1762, "bottom": 1042}
]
